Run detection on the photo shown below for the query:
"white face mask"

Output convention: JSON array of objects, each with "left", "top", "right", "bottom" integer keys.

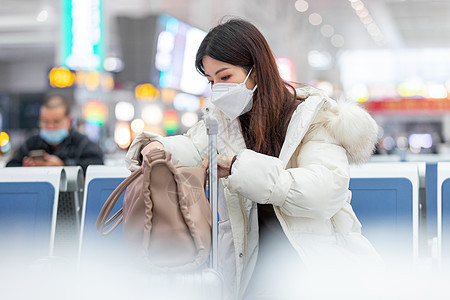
[{"left": 211, "top": 67, "right": 257, "bottom": 120}]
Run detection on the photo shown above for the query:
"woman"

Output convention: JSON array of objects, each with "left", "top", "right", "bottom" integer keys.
[{"left": 126, "top": 18, "right": 382, "bottom": 299}]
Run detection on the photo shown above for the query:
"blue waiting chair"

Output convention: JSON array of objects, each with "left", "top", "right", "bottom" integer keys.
[
  {"left": 437, "top": 162, "right": 450, "bottom": 267},
  {"left": 78, "top": 165, "right": 131, "bottom": 268},
  {"left": 0, "top": 167, "right": 66, "bottom": 264},
  {"left": 349, "top": 162, "right": 422, "bottom": 265}
]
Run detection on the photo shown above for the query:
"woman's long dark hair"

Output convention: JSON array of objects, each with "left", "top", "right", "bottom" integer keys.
[{"left": 195, "top": 18, "right": 300, "bottom": 157}]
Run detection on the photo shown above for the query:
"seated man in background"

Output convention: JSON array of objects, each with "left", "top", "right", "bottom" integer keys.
[{"left": 6, "top": 94, "right": 104, "bottom": 173}]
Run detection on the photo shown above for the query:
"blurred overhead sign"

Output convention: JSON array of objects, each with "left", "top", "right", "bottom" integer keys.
[
  {"left": 48, "top": 67, "right": 114, "bottom": 91},
  {"left": 364, "top": 98, "right": 450, "bottom": 114},
  {"left": 61, "top": 0, "right": 104, "bottom": 70},
  {"left": 155, "top": 15, "right": 208, "bottom": 96}
]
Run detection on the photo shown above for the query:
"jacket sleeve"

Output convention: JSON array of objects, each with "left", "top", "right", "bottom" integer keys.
[
  {"left": 226, "top": 127, "right": 350, "bottom": 220},
  {"left": 125, "top": 120, "right": 208, "bottom": 170},
  {"left": 5, "top": 143, "right": 29, "bottom": 167},
  {"left": 68, "top": 137, "right": 104, "bottom": 174}
]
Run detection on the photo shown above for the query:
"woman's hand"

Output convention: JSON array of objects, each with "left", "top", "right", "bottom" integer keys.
[
  {"left": 198, "top": 154, "right": 236, "bottom": 178},
  {"left": 141, "top": 141, "right": 164, "bottom": 156},
  {"left": 217, "top": 155, "right": 234, "bottom": 178},
  {"left": 197, "top": 155, "right": 208, "bottom": 173}
]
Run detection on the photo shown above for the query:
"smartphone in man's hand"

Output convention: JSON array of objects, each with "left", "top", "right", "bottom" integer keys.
[{"left": 28, "top": 149, "right": 46, "bottom": 161}]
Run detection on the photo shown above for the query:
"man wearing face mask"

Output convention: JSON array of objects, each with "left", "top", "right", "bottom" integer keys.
[{"left": 6, "top": 94, "right": 104, "bottom": 174}]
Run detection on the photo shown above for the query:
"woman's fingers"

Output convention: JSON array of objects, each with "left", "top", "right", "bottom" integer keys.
[
  {"left": 198, "top": 154, "right": 234, "bottom": 178},
  {"left": 216, "top": 154, "right": 235, "bottom": 178},
  {"left": 141, "top": 141, "right": 164, "bottom": 156},
  {"left": 198, "top": 154, "right": 209, "bottom": 170},
  {"left": 217, "top": 155, "right": 233, "bottom": 170}
]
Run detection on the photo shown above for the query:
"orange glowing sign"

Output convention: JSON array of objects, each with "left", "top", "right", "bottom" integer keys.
[
  {"left": 48, "top": 67, "right": 75, "bottom": 88},
  {"left": 135, "top": 83, "right": 160, "bottom": 101}
]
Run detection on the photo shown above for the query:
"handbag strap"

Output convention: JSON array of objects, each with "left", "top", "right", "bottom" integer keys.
[
  {"left": 95, "top": 168, "right": 143, "bottom": 235},
  {"left": 95, "top": 148, "right": 168, "bottom": 236},
  {"left": 140, "top": 149, "right": 173, "bottom": 253}
]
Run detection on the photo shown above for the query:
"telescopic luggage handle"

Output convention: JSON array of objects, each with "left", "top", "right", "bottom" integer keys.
[{"left": 206, "top": 116, "right": 219, "bottom": 271}]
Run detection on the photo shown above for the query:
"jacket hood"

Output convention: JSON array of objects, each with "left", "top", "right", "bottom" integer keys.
[
  {"left": 288, "top": 86, "right": 379, "bottom": 165},
  {"left": 314, "top": 99, "right": 379, "bottom": 164}
]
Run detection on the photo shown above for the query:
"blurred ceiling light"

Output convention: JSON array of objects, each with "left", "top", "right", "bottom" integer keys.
[
  {"left": 396, "top": 136, "right": 409, "bottom": 150},
  {"left": 348, "top": 0, "right": 385, "bottom": 46},
  {"left": 130, "top": 119, "right": 145, "bottom": 133},
  {"left": 427, "top": 83, "right": 447, "bottom": 99},
  {"left": 103, "top": 57, "right": 123, "bottom": 72},
  {"left": 330, "top": 34, "right": 345, "bottom": 47},
  {"left": 142, "top": 104, "right": 163, "bottom": 125},
  {"left": 357, "top": 8, "right": 369, "bottom": 18},
  {"left": 361, "top": 16, "right": 373, "bottom": 25},
  {"left": 294, "top": 0, "right": 309, "bottom": 12},
  {"left": 308, "top": 13, "right": 322, "bottom": 26},
  {"left": 115, "top": 101, "right": 135, "bottom": 121},
  {"left": 382, "top": 136, "right": 395, "bottom": 151},
  {"left": 308, "top": 50, "right": 332, "bottom": 69},
  {"left": 409, "top": 133, "right": 432, "bottom": 149},
  {"left": 351, "top": 1, "right": 365, "bottom": 11},
  {"left": 181, "top": 112, "right": 199, "bottom": 128},
  {"left": 367, "top": 23, "right": 381, "bottom": 36},
  {"left": 320, "top": 24, "right": 335, "bottom": 37},
  {"left": 114, "top": 122, "right": 131, "bottom": 149},
  {"left": 37, "top": 10, "right": 48, "bottom": 22}
]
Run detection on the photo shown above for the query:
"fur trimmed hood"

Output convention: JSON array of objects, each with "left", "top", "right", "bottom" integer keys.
[
  {"left": 291, "top": 86, "right": 379, "bottom": 165},
  {"left": 316, "top": 100, "right": 378, "bottom": 164}
]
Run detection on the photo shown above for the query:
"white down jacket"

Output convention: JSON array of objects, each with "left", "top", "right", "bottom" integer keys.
[{"left": 125, "top": 86, "right": 383, "bottom": 299}]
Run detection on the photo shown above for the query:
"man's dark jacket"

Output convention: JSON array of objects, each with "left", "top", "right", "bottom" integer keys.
[{"left": 6, "top": 129, "right": 104, "bottom": 173}]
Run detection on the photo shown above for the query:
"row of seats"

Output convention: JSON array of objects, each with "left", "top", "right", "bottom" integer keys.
[{"left": 0, "top": 162, "right": 449, "bottom": 268}]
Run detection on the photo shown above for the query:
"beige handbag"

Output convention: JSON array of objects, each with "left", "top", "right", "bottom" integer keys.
[{"left": 96, "top": 148, "right": 211, "bottom": 272}]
